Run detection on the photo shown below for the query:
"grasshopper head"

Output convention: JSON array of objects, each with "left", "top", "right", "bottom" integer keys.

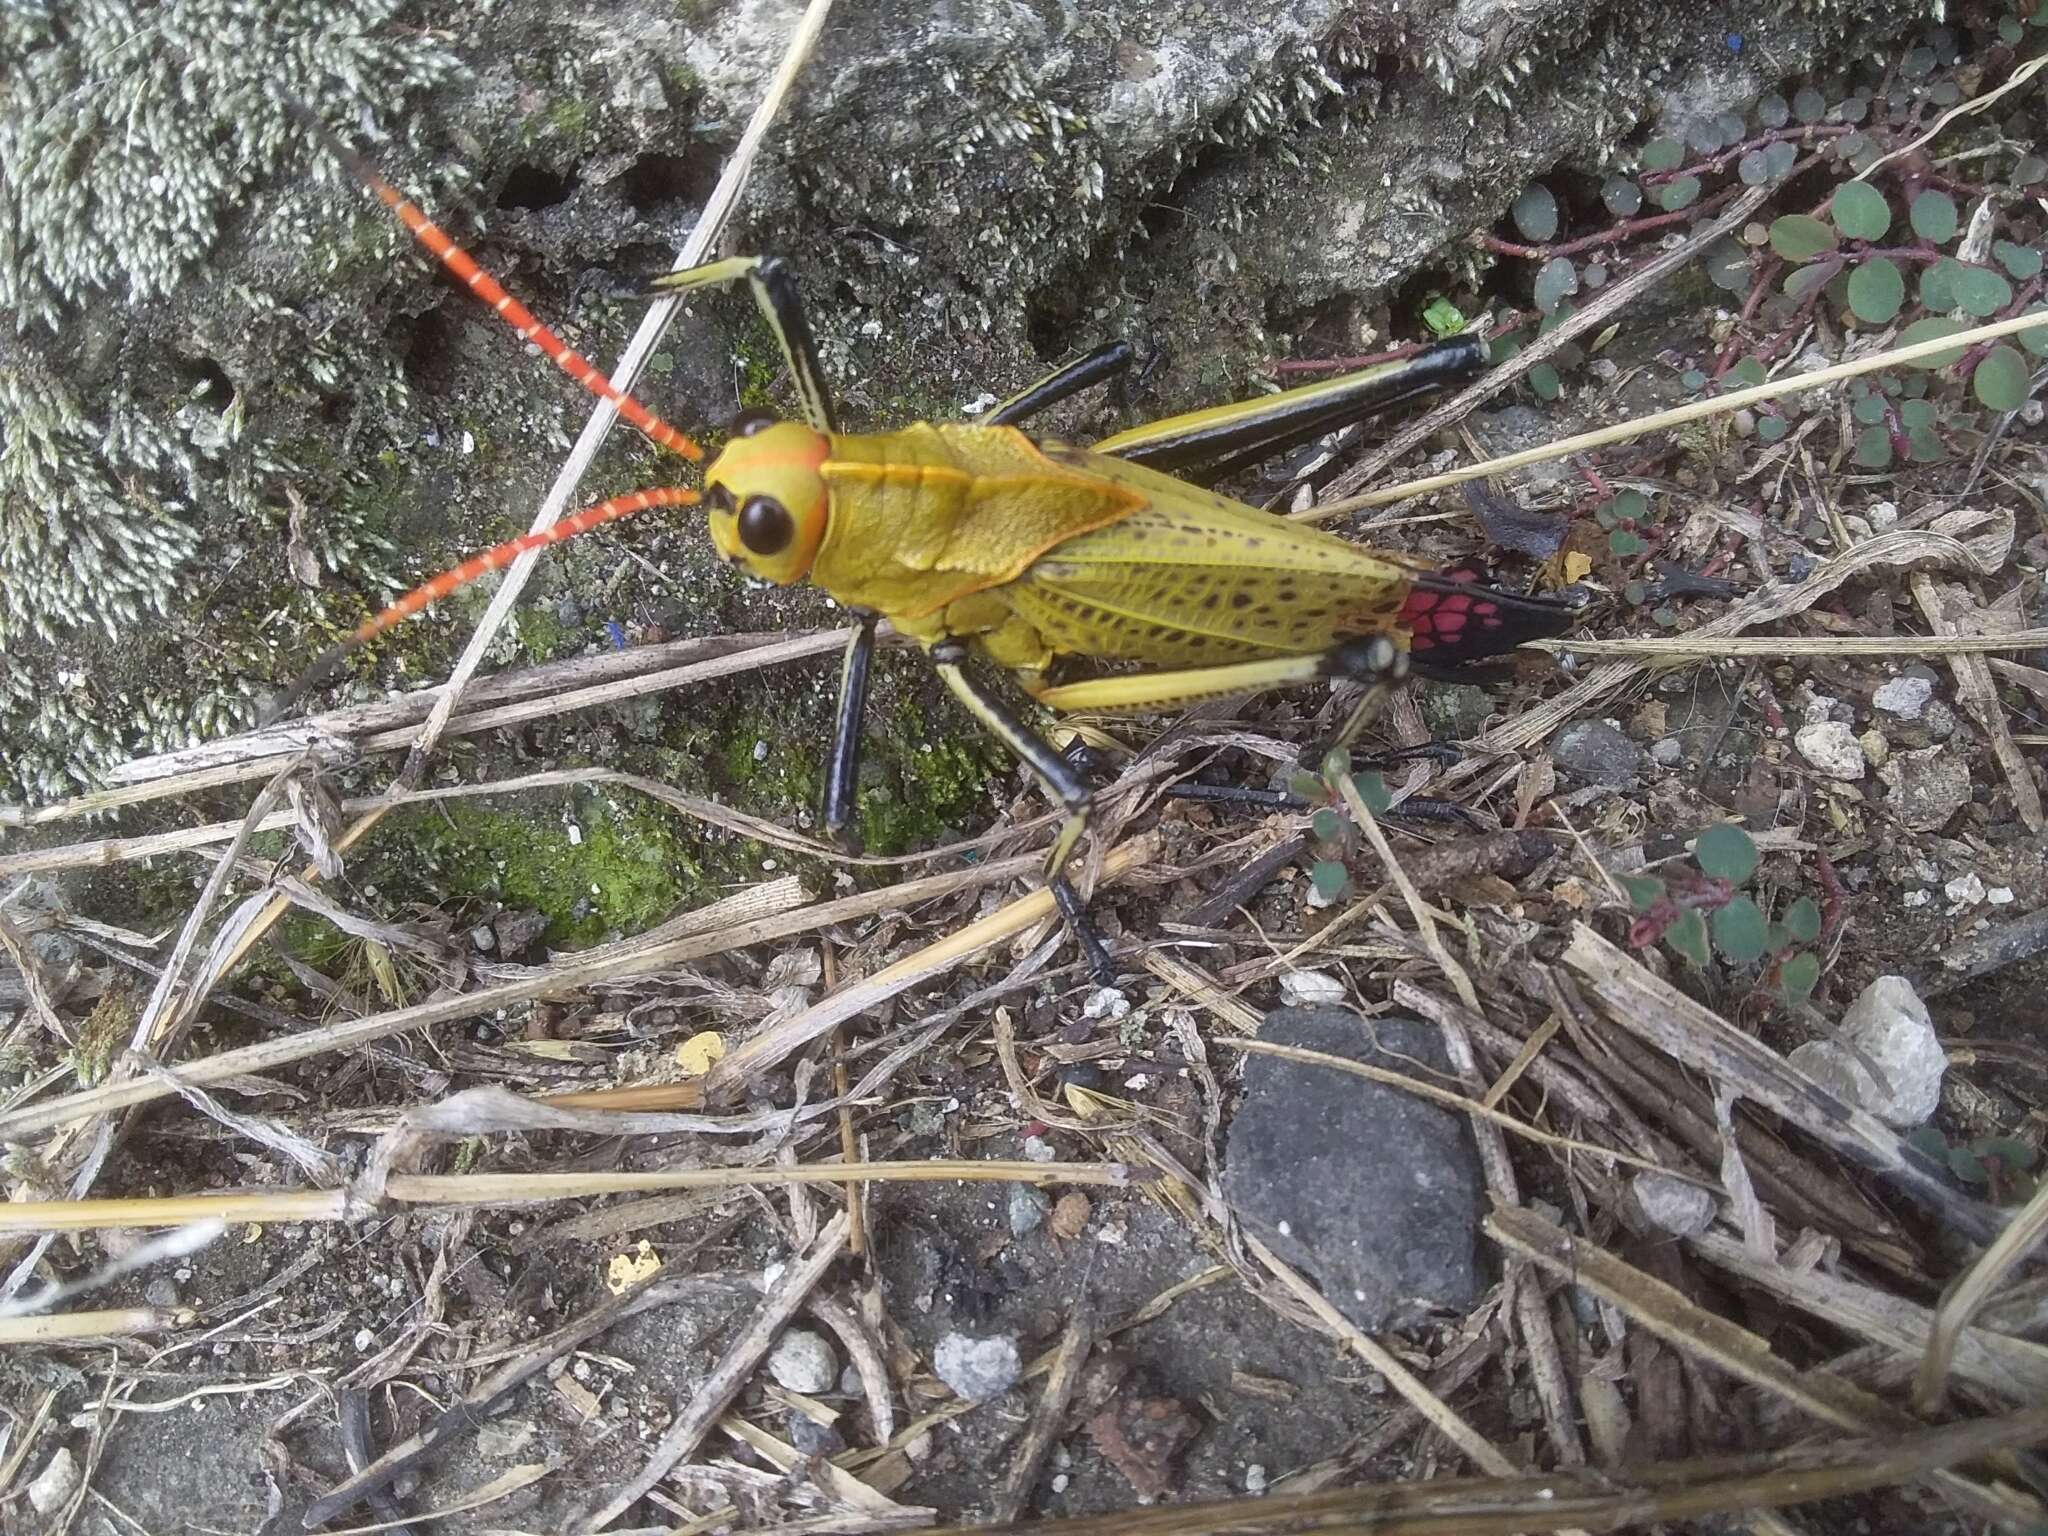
[{"left": 703, "top": 410, "right": 831, "bottom": 585}]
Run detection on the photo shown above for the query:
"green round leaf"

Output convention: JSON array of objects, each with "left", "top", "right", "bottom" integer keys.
[
  {"left": 1583, "top": 261, "right": 1609, "bottom": 289},
  {"left": 1601, "top": 174, "right": 1643, "bottom": 216},
  {"left": 1706, "top": 240, "right": 1753, "bottom": 290},
  {"left": 1655, "top": 176, "right": 1701, "bottom": 212},
  {"left": 1919, "top": 256, "right": 1963, "bottom": 313},
  {"left": 1764, "top": 141, "right": 1798, "bottom": 177},
  {"left": 1852, "top": 393, "right": 1889, "bottom": 424},
  {"left": 1899, "top": 398, "right": 1934, "bottom": 430},
  {"left": 1529, "top": 363, "right": 1562, "bottom": 400},
  {"left": 1652, "top": 605, "right": 1678, "bottom": 629},
  {"left": 1949, "top": 1144, "right": 1989, "bottom": 1185},
  {"left": 1830, "top": 181, "right": 1890, "bottom": 242},
  {"left": 1641, "top": 137, "right": 1685, "bottom": 172},
  {"left": 1595, "top": 501, "right": 1620, "bottom": 528},
  {"left": 1713, "top": 111, "right": 1745, "bottom": 146},
  {"left": 1725, "top": 356, "right": 1767, "bottom": 389},
  {"left": 1422, "top": 296, "right": 1467, "bottom": 337},
  {"left": 1512, "top": 183, "right": 1560, "bottom": 243},
  {"left": 1738, "top": 150, "right": 1770, "bottom": 186},
  {"left": 1853, "top": 424, "right": 1893, "bottom": 467},
  {"left": 1770, "top": 213, "right": 1839, "bottom": 261},
  {"left": 1782, "top": 895, "right": 1821, "bottom": 943},
  {"left": 1847, "top": 258, "right": 1905, "bottom": 323},
  {"left": 1711, "top": 895, "right": 1769, "bottom": 964},
  {"left": 1973, "top": 346, "right": 2031, "bottom": 412},
  {"left": 2000, "top": 14, "right": 2024, "bottom": 44},
  {"left": 1533, "top": 256, "right": 1579, "bottom": 314},
  {"left": 2015, "top": 155, "right": 2047, "bottom": 186},
  {"left": 1897, "top": 315, "right": 1969, "bottom": 367},
  {"left": 1310, "top": 859, "right": 1350, "bottom": 903},
  {"left": 1695, "top": 823, "right": 1758, "bottom": 884},
  {"left": 1320, "top": 746, "right": 1352, "bottom": 781},
  {"left": 1351, "top": 770, "right": 1392, "bottom": 814},
  {"left": 1953, "top": 265, "right": 2014, "bottom": 318},
  {"left": 1613, "top": 489, "right": 1648, "bottom": 520},
  {"left": 1757, "top": 92, "right": 1790, "bottom": 127},
  {"left": 1910, "top": 189, "right": 1958, "bottom": 243},
  {"left": 2019, "top": 305, "right": 2048, "bottom": 357},
  {"left": 1287, "top": 771, "right": 1323, "bottom": 802},
  {"left": 1906, "top": 1126, "right": 1950, "bottom": 1161},
  {"left": 1609, "top": 529, "right": 1648, "bottom": 556},
  {"left": 1665, "top": 908, "right": 1710, "bottom": 968},
  {"left": 1902, "top": 44, "right": 1936, "bottom": 78},
  {"left": 1778, "top": 950, "right": 1820, "bottom": 1005},
  {"left": 1622, "top": 874, "right": 1666, "bottom": 911},
  {"left": 1311, "top": 807, "right": 1346, "bottom": 842},
  {"left": 1681, "top": 368, "right": 1708, "bottom": 391},
  {"left": 1758, "top": 413, "right": 1789, "bottom": 442},
  {"left": 1971, "top": 1136, "right": 2039, "bottom": 1173},
  {"left": 1907, "top": 426, "right": 1945, "bottom": 463},
  {"left": 1783, "top": 261, "right": 1835, "bottom": 300},
  {"left": 1792, "top": 86, "right": 1825, "bottom": 123},
  {"left": 1994, "top": 241, "right": 2044, "bottom": 279}
]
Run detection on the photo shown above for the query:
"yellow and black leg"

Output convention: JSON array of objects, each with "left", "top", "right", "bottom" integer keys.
[
  {"left": 929, "top": 641, "right": 1116, "bottom": 983},
  {"left": 988, "top": 342, "right": 1134, "bottom": 427},
  {"left": 821, "top": 611, "right": 879, "bottom": 850},
  {"left": 647, "top": 255, "right": 839, "bottom": 433},
  {"left": 1090, "top": 335, "right": 1486, "bottom": 483}
]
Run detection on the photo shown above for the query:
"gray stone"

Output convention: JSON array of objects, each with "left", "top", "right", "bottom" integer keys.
[
  {"left": 1008, "top": 1184, "right": 1051, "bottom": 1236},
  {"left": 933, "top": 1332, "right": 1022, "bottom": 1402},
  {"left": 1788, "top": 975, "right": 1945, "bottom": 1128},
  {"left": 27, "top": 1447, "right": 79, "bottom": 1517},
  {"left": 1224, "top": 1007, "right": 1485, "bottom": 1330},
  {"left": 1794, "top": 721, "right": 1866, "bottom": 781},
  {"left": 1552, "top": 720, "right": 1644, "bottom": 789},
  {"left": 1872, "top": 675, "right": 1934, "bottom": 719},
  {"left": 1879, "top": 746, "right": 1972, "bottom": 833},
  {"left": 766, "top": 1328, "right": 839, "bottom": 1396},
  {"left": 1632, "top": 1172, "right": 1715, "bottom": 1237}
]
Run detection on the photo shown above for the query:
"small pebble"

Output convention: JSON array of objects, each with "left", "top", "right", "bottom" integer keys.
[
  {"left": 1789, "top": 975, "right": 1944, "bottom": 1127},
  {"left": 1245, "top": 1464, "right": 1269, "bottom": 1495},
  {"left": 1022, "top": 1135, "right": 1058, "bottom": 1164},
  {"left": 753, "top": 739, "right": 770, "bottom": 763},
  {"left": 1651, "top": 737, "right": 1683, "bottom": 766},
  {"left": 470, "top": 925, "right": 495, "bottom": 951},
  {"left": 932, "top": 1332, "right": 1023, "bottom": 1401},
  {"left": 1008, "top": 1185, "right": 1052, "bottom": 1236},
  {"left": 1873, "top": 675, "right": 1933, "bottom": 719},
  {"left": 1989, "top": 886, "right": 2015, "bottom": 905},
  {"left": 1632, "top": 1171, "right": 1715, "bottom": 1236},
  {"left": 1552, "top": 719, "right": 1644, "bottom": 789},
  {"left": 143, "top": 1276, "right": 179, "bottom": 1308},
  {"left": 1945, "top": 873, "right": 1986, "bottom": 907},
  {"left": 27, "top": 1447, "right": 79, "bottom": 1517},
  {"left": 1793, "top": 721, "right": 1866, "bottom": 780},
  {"left": 786, "top": 1411, "right": 845, "bottom": 1456},
  {"left": 767, "top": 1329, "right": 839, "bottom": 1395},
  {"left": 1082, "top": 986, "right": 1131, "bottom": 1021},
  {"left": 1278, "top": 969, "right": 1346, "bottom": 1007},
  {"left": 1050, "top": 1473, "right": 1070, "bottom": 1493}
]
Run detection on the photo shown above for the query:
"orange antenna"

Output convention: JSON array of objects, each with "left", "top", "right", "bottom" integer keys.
[
  {"left": 286, "top": 99, "right": 703, "bottom": 464},
  {"left": 265, "top": 486, "right": 698, "bottom": 720}
]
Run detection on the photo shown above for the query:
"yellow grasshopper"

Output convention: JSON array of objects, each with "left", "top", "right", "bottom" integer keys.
[{"left": 280, "top": 111, "right": 1582, "bottom": 975}]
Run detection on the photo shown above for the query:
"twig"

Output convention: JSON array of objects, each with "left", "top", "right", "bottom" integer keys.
[
  {"left": 1916, "top": 1175, "right": 2048, "bottom": 1414},
  {"left": 301, "top": 1270, "right": 753, "bottom": 1528},
  {"left": 584, "top": 1210, "right": 850, "bottom": 1529},
  {"left": 1532, "top": 627, "right": 2048, "bottom": 658},
  {"left": 0, "top": 1160, "right": 1136, "bottom": 1234},
  {"left": 1851, "top": 49, "right": 2048, "bottom": 183},
  {"left": 1306, "top": 309, "right": 2048, "bottom": 520},
  {"left": 0, "top": 850, "right": 1051, "bottom": 1140},
  {"left": 992, "top": 1307, "right": 1092, "bottom": 1524},
  {"left": 1306, "top": 176, "right": 1783, "bottom": 515},
  {"left": 1489, "top": 1205, "right": 2043, "bottom": 1527},
  {"left": 1909, "top": 572, "right": 2043, "bottom": 833},
  {"left": 0, "top": 1307, "right": 194, "bottom": 1345},
  {"left": 1335, "top": 773, "right": 1478, "bottom": 1013}
]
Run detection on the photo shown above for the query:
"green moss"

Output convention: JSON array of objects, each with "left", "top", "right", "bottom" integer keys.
[
  {"left": 514, "top": 606, "right": 569, "bottom": 662},
  {"left": 857, "top": 694, "right": 1004, "bottom": 855},
  {"left": 348, "top": 796, "right": 705, "bottom": 948}
]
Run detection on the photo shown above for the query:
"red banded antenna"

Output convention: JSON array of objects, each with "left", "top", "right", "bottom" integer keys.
[
  {"left": 266, "top": 486, "right": 700, "bottom": 721},
  {"left": 287, "top": 100, "right": 704, "bottom": 464}
]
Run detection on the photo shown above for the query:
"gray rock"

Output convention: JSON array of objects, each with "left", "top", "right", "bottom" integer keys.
[
  {"left": 1224, "top": 1007, "right": 1485, "bottom": 1330},
  {"left": 1552, "top": 720, "right": 1644, "bottom": 789},
  {"left": 766, "top": 1328, "right": 839, "bottom": 1396},
  {"left": 1794, "top": 721, "right": 1866, "bottom": 781},
  {"left": 1872, "top": 675, "right": 1934, "bottom": 720},
  {"left": 1788, "top": 975, "right": 1945, "bottom": 1128},
  {"left": 1879, "top": 746, "right": 1972, "bottom": 833},
  {"left": 1008, "top": 1185, "right": 1052, "bottom": 1236},
  {"left": 1632, "top": 1172, "right": 1715, "bottom": 1236},
  {"left": 933, "top": 1332, "right": 1022, "bottom": 1402},
  {"left": 27, "top": 1447, "right": 79, "bottom": 1517}
]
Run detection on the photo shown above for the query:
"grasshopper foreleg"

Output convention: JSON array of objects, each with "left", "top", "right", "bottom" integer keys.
[
  {"left": 821, "top": 612, "right": 879, "bottom": 850},
  {"left": 929, "top": 641, "right": 1115, "bottom": 984}
]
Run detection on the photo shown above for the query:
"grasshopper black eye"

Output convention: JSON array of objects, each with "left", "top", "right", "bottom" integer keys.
[
  {"left": 730, "top": 406, "right": 778, "bottom": 437},
  {"left": 737, "top": 494, "right": 794, "bottom": 555}
]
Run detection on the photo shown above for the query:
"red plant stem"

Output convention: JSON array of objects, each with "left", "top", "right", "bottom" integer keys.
[
  {"left": 1265, "top": 312, "right": 1535, "bottom": 376},
  {"left": 1814, "top": 847, "right": 1845, "bottom": 939},
  {"left": 1578, "top": 460, "right": 1615, "bottom": 499},
  {"left": 1473, "top": 180, "right": 1745, "bottom": 260},
  {"left": 1712, "top": 256, "right": 1786, "bottom": 379},
  {"left": 1640, "top": 123, "right": 1856, "bottom": 188}
]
